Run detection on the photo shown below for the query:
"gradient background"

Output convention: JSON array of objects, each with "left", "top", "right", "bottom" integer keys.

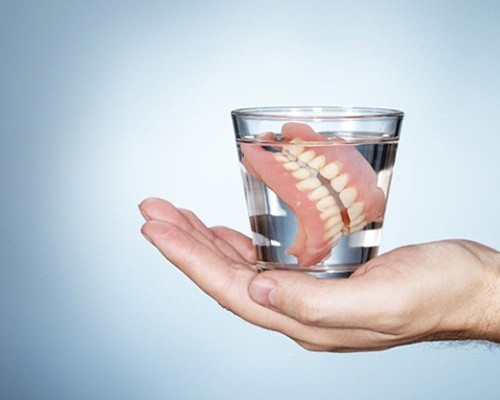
[{"left": 1, "top": 1, "right": 499, "bottom": 399}]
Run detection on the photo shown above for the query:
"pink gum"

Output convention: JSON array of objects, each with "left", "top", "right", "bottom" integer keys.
[{"left": 241, "top": 143, "right": 332, "bottom": 266}]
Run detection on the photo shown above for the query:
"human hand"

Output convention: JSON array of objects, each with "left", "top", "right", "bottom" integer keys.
[{"left": 139, "top": 198, "right": 500, "bottom": 352}]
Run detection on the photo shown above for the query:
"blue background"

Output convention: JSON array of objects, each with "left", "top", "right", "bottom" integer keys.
[{"left": 1, "top": 1, "right": 499, "bottom": 399}]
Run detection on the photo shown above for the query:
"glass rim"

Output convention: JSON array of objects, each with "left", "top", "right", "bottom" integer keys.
[{"left": 231, "top": 106, "right": 404, "bottom": 120}]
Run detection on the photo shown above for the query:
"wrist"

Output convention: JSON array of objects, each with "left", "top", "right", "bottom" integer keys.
[{"left": 471, "top": 248, "right": 500, "bottom": 342}]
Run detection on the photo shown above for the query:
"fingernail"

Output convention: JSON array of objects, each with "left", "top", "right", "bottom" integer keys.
[
  {"left": 249, "top": 277, "right": 276, "bottom": 307},
  {"left": 141, "top": 226, "right": 154, "bottom": 245},
  {"left": 139, "top": 205, "right": 151, "bottom": 221}
]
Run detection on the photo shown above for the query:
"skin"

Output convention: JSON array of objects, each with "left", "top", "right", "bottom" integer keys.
[{"left": 139, "top": 197, "right": 500, "bottom": 352}]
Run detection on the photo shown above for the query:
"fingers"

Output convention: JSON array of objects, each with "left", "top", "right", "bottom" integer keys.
[
  {"left": 139, "top": 200, "right": 257, "bottom": 318},
  {"left": 139, "top": 198, "right": 245, "bottom": 263},
  {"left": 142, "top": 219, "right": 243, "bottom": 298},
  {"left": 139, "top": 198, "right": 269, "bottom": 323},
  {"left": 140, "top": 219, "right": 317, "bottom": 339},
  {"left": 210, "top": 226, "right": 257, "bottom": 264},
  {"left": 138, "top": 200, "right": 340, "bottom": 342},
  {"left": 139, "top": 198, "right": 210, "bottom": 237},
  {"left": 178, "top": 208, "right": 250, "bottom": 263}
]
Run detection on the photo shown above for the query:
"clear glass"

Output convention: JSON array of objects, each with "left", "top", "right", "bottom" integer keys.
[{"left": 232, "top": 106, "right": 404, "bottom": 278}]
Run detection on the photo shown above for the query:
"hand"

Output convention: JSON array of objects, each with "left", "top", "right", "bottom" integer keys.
[{"left": 139, "top": 198, "right": 500, "bottom": 352}]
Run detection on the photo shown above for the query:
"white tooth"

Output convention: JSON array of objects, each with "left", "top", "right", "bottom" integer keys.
[
  {"left": 320, "top": 205, "right": 341, "bottom": 220},
  {"left": 284, "top": 143, "right": 304, "bottom": 157},
  {"left": 316, "top": 196, "right": 336, "bottom": 211},
  {"left": 324, "top": 222, "right": 344, "bottom": 239},
  {"left": 331, "top": 173, "right": 348, "bottom": 192},
  {"left": 329, "top": 232, "right": 343, "bottom": 246},
  {"left": 274, "top": 153, "right": 289, "bottom": 163},
  {"left": 308, "top": 155, "right": 326, "bottom": 170},
  {"left": 339, "top": 187, "right": 357, "bottom": 207},
  {"left": 283, "top": 161, "right": 300, "bottom": 171},
  {"left": 319, "top": 162, "right": 340, "bottom": 179},
  {"left": 350, "top": 215, "right": 365, "bottom": 227},
  {"left": 349, "top": 221, "right": 366, "bottom": 233},
  {"left": 320, "top": 206, "right": 341, "bottom": 220},
  {"left": 325, "top": 214, "right": 342, "bottom": 229},
  {"left": 292, "top": 168, "right": 310, "bottom": 179},
  {"left": 297, "top": 150, "right": 315, "bottom": 164},
  {"left": 308, "top": 185, "right": 330, "bottom": 201},
  {"left": 296, "top": 177, "right": 321, "bottom": 191},
  {"left": 347, "top": 202, "right": 364, "bottom": 221}
]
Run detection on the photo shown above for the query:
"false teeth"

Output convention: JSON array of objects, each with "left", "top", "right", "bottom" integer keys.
[
  {"left": 297, "top": 150, "right": 316, "bottom": 164},
  {"left": 292, "top": 168, "right": 310, "bottom": 180},
  {"left": 308, "top": 186, "right": 330, "bottom": 201},
  {"left": 331, "top": 174, "right": 348, "bottom": 192},
  {"left": 296, "top": 177, "right": 322, "bottom": 191},
  {"left": 339, "top": 187, "right": 357, "bottom": 208},
  {"left": 319, "top": 162, "right": 340, "bottom": 179},
  {"left": 308, "top": 155, "right": 326, "bottom": 170},
  {"left": 347, "top": 202, "right": 364, "bottom": 221}
]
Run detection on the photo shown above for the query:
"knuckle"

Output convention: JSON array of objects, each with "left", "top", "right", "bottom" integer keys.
[{"left": 293, "top": 298, "right": 325, "bottom": 326}]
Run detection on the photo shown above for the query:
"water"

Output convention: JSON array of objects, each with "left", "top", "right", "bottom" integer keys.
[{"left": 237, "top": 134, "right": 398, "bottom": 277}]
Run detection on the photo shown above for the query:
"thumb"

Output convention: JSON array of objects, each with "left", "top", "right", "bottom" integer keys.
[{"left": 248, "top": 271, "right": 338, "bottom": 326}]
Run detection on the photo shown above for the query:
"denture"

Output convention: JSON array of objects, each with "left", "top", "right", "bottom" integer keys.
[{"left": 241, "top": 122, "right": 386, "bottom": 267}]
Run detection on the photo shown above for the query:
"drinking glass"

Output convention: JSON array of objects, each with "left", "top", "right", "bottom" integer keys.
[{"left": 232, "top": 106, "right": 403, "bottom": 278}]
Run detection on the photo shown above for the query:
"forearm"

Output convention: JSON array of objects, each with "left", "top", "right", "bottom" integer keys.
[{"left": 479, "top": 255, "right": 500, "bottom": 342}]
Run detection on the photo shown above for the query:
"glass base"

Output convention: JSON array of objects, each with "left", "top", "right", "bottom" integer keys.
[{"left": 256, "top": 261, "right": 358, "bottom": 279}]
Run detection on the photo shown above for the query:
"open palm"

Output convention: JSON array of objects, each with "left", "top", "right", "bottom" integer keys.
[{"left": 140, "top": 198, "right": 499, "bottom": 351}]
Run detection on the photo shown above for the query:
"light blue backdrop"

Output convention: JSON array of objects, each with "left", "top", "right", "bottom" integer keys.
[{"left": 1, "top": 1, "right": 499, "bottom": 399}]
